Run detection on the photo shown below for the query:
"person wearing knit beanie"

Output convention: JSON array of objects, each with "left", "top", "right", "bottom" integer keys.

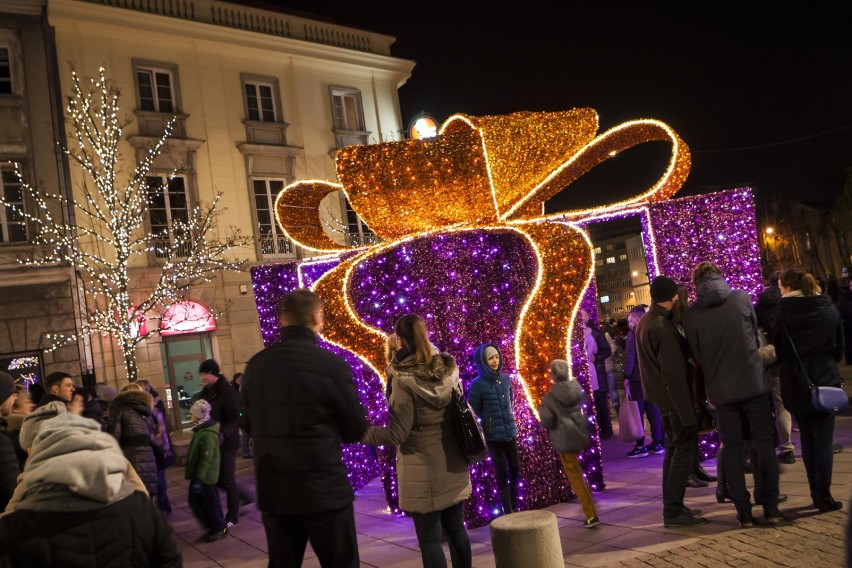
[
  {"left": 189, "top": 399, "right": 212, "bottom": 423},
  {"left": 650, "top": 275, "right": 680, "bottom": 304}
]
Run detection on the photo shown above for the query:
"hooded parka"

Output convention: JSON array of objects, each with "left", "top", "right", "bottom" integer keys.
[
  {"left": 107, "top": 390, "right": 160, "bottom": 497},
  {"left": 362, "top": 350, "right": 471, "bottom": 514},
  {"left": 468, "top": 343, "right": 518, "bottom": 442},
  {"left": 538, "top": 380, "right": 591, "bottom": 454}
]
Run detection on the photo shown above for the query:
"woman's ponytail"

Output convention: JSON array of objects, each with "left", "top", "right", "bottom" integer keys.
[{"left": 394, "top": 314, "right": 433, "bottom": 365}]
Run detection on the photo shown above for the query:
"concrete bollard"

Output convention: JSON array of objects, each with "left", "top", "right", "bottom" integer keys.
[{"left": 489, "top": 510, "right": 563, "bottom": 568}]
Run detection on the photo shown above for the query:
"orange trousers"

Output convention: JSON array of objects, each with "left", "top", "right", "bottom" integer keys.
[{"left": 559, "top": 452, "right": 597, "bottom": 519}]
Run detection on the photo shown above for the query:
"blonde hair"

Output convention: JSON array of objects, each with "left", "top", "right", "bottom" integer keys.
[
  {"left": 394, "top": 314, "right": 433, "bottom": 365},
  {"left": 121, "top": 382, "right": 144, "bottom": 393},
  {"left": 385, "top": 333, "right": 402, "bottom": 365},
  {"left": 780, "top": 268, "right": 821, "bottom": 296}
]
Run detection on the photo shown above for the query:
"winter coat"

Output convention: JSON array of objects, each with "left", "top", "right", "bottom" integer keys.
[
  {"left": 468, "top": 343, "right": 518, "bottom": 442},
  {"left": 755, "top": 284, "right": 781, "bottom": 340},
  {"left": 200, "top": 375, "right": 240, "bottom": 451},
  {"left": 0, "top": 413, "right": 180, "bottom": 568},
  {"left": 242, "top": 325, "right": 369, "bottom": 515},
  {"left": 682, "top": 275, "right": 767, "bottom": 406},
  {"left": 185, "top": 420, "right": 220, "bottom": 485},
  {"left": 538, "top": 380, "right": 591, "bottom": 454},
  {"left": 0, "top": 418, "right": 20, "bottom": 511},
  {"left": 2, "top": 413, "right": 27, "bottom": 471},
  {"left": 635, "top": 303, "right": 696, "bottom": 427},
  {"left": 107, "top": 390, "right": 160, "bottom": 497},
  {"left": 775, "top": 294, "right": 844, "bottom": 416},
  {"left": 623, "top": 329, "right": 641, "bottom": 384},
  {"left": 362, "top": 351, "right": 471, "bottom": 514}
]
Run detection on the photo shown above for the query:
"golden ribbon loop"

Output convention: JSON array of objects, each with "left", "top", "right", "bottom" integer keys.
[{"left": 275, "top": 109, "right": 690, "bottom": 409}]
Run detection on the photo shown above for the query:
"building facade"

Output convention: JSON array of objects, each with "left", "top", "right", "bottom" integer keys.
[
  {"left": 592, "top": 232, "right": 649, "bottom": 320},
  {"left": 3, "top": 0, "right": 413, "bottom": 427}
]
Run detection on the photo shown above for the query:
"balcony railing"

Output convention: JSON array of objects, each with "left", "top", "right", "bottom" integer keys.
[
  {"left": 151, "top": 237, "right": 192, "bottom": 259},
  {"left": 259, "top": 234, "right": 294, "bottom": 257},
  {"left": 85, "top": 0, "right": 395, "bottom": 55}
]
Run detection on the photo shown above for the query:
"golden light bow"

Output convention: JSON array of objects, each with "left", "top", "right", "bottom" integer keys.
[{"left": 274, "top": 109, "right": 690, "bottom": 410}]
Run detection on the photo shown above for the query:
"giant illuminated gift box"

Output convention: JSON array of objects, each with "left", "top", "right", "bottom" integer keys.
[{"left": 251, "top": 109, "right": 761, "bottom": 528}]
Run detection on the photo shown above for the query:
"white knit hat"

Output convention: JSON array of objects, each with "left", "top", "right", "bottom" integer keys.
[{"left": 189, "top": 399, "right": 211, "bottom": 421}]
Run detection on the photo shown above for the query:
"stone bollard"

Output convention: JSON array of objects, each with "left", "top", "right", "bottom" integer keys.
[{"left": 489, "top": 510, "right": 563, "bottom": 568}]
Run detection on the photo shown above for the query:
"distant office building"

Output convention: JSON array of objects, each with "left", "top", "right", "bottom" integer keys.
[{"left": 592, "top": 232, "right": 649, "bottom": 320}]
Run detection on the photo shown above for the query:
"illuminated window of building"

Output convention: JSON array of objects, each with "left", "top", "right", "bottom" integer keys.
[
  {"left": 606, "top": 256, "right": 616, "bottom": 264},
  {"left": 600, "top": 295, "right": 610, "bottom": 303}
]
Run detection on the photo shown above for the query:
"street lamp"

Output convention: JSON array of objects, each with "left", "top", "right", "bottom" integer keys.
[{"left": 765, "top": 226, "right": 774, "bottom": 235}]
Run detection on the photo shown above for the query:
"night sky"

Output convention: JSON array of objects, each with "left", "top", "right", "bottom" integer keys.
[{"left": 256, "top": 1, "right": 852, "bottom": 210}]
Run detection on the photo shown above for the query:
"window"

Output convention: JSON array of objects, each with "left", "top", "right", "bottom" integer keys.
[
  {"left": 253, "top": 179, "right": 293, "bottom": 256},
  {"left": 605, "top": 244, "right": 613, "bottom": 251},
  {"left": 615, "top": 306, "right": 624, "bottom": 313},
  {"left": 0, "top": 48, "right": 11, "bottom": 95},
  {"left": 245, "top": 82, "right": 276, "bottom": 122},
  {"left": 620, "top": 267, "right": 628, "bottom": 275},
  {"left": 344, "top": 197, "right": 377, "bottom": 246},
  {"left": 606, "top": 256, "right": 615, "bottom": 264},
  {"left": 137, "top": 67, "right": 175, "bottom": 112},
  {"left": 595, "top": 259, "right": 603, "bottom": 267},
  {"left": 600, "top": 295, "right": 610, "bottom": 304},
  {"left": 612, "top": 293, "right": 621, "bottom": 301},
  {"left": 1, "top": 165, "right": 26, "bottom": 242},
  {"left": 146, "top": 175, "right": 188, "bottom": 257},
  {"left": 593, "top": 246, "right": 601, "bottom": 254},
  {"left": 331, "top": 88, "right": 365, "bottom": 131},
  {"left": 626, "top": 304, "right": 635, "bottom": 311},
  {"left": 619, "top": 254, "right": 627, "bottom": 261}
]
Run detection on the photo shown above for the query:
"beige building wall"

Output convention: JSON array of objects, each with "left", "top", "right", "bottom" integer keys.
[{"left": 48, "top": 0, "right": 414, "bottom": 392}]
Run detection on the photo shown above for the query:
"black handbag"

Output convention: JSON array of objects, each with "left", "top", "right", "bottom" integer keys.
[
  {"left": 782, "top": 322, "right": 849, "bottom": 414},
  {"left": 451, "top": 385, "right": 487, "bottom": 464}
]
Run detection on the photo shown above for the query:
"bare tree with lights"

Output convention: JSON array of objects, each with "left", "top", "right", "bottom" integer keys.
[{"left": 1, "top": 66, "right": 249, "bottom": 382}]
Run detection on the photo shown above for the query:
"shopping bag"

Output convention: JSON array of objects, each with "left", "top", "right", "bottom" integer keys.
[{"left": 616, "top": 388, "right": 644, "bottom": 441}]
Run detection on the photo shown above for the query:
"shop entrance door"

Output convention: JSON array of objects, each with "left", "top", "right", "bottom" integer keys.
[{"left": 160, "top": 333, "right": 213, "bottom": 429}]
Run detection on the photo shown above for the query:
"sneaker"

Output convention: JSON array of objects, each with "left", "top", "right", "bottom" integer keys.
[
  {"left": 684, "top": 508, "right": 703, "bottom": 517},
  {"left": 663, "top": 512, "right": 708, "bottom": 528},
  {"left": 627, "top": 446, "right": 649, "bottom": 458},
  {"left": 777, "top": 451, "right": 795, "bottom": 464},
  {"left": 204, "top": 528, "right": 228, "bottom": 542},
  {"left": 647, "top": 442, "right": 665, "bottom": 455},
  {"left": 584, "top": 516, "right": 600, "bottom": 528},
  {"left": 737, "top": 510, "right": 754, "bottom": 528}
]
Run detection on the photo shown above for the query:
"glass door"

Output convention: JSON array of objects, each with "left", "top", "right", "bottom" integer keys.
[{"left": 160, "top": 333, "right": 213, "bottom": 429}]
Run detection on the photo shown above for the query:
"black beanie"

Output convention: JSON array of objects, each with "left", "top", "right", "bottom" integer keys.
[
  {"left": 199, "top": 359, "right": 220, "bottom": 376},
  {"left": 650, "top": 276, "right": 679, "bottom": 303}
]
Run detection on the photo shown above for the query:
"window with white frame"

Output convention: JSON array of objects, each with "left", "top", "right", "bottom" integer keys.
[
  {"left": 606, "top": 256, "right": 615, "bottom": 264},
  {"left": 146, "top": 175, "right": 188, "bottom": 257},
  {"left": 331, "top": 87, "right": 365, "bottom": 131},
  {"left": 244, "top": 81, "right": 276, "bottom": 122},
  {"left": 0, "top": 48, "right": 11, "bottom": 95},
  {"left": 252, "top": 179, "right": 293, "bottom": 256},
  {"left": 137, "top": 66, "right": 175, "bottom": 113},
  {"left": 0, "top": 165, "right": 26, "bottom": 242}
]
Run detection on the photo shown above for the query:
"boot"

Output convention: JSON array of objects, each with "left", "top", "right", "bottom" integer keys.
[
  {"left": 813, "top": 491, "right": 843, "bottom": 513},
  {"left": 716, "top": 482, "right": 733, "bottom": 503},
  {"left": 694, "top": 463, "right": 717, "bottom": 483},
  {"left": 499, "top": 489, "right": 514, "bottom": 515},
  {"left": 686, "top": 474, "right": 708, "bottom": 488}
]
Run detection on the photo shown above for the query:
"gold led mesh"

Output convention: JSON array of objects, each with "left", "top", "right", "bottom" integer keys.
[
  {"left": 273, "top": 108, "right": 691, "bottom": 410},
  {"left": 336, "top": 130, "right": 495, "bottom": 240}
]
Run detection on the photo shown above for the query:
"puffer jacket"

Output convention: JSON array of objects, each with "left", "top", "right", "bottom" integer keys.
[
  {"left": 538, "top": 380, "right": 591, "bottom": 454},
  {"left": 185, "top": 420, "right": 220, "bottom": 485},
  {"left": 362, "top": 351, "right": 471, "bottom": 514},
  {"left": 775, "top": 293, "right": 844, "bottom": 416},
  {"left": 468, "top": 343, "right": 518, "bottom": 442},
  {"left": 107, "top": 390, "right": 159, "bottom": 497},
  {"left": 683, "top": 274, "right": 767, "bottom": 406}
]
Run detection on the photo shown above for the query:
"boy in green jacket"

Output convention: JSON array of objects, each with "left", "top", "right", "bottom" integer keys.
[{"left": 186, "top": 399, "right": 227, "bottom": 542}]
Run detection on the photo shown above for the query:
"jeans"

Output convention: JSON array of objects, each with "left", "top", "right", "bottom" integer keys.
[
  {"left": 559, "top": 453, "right": 597, "bottom": 519},
  {"left": 796, "top": 411, "right": 836, "bottom": 499},
  {"left": 188, "top": 481, "right": 225, "bottom": 533},
  {"left": 592, "top": 389, "right": 613, "bottom": 438},
  {"left": 627, "top": 379, "right": 663, "bottom": 446},
  {"left": 219, "top": 447, "right": 255, "bottom": 524},
  {"left": 661, "top": 410, "right": 697, "bottom": 519},
  {"left": 263, "top": 503, "right": 359, "bottom": 568},
  {"left": 487, "top": 438, "right": 520, "bottom": 513},
  {"left": 715, "top": 393, "right": 779, "bottom": 515},
  {"left": 606, "top": 370, "right": 618, "bottom": 403},
  {"left": 411, "top": 502, "right": 472, "bottom": 568}
]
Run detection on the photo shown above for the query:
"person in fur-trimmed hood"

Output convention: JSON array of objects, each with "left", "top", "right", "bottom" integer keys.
[
  {"left": 0, "top": 412, "right": 181, "bottom": 567},
  {"left": 362, "top": 314, "right": 472, "bottom": 568},
  {"left": 468, "top": 341, "right": 519, "bottom": 516},
  {"left": 106, "top": 384, "right": 161, "bottom": 498},
  {"left": 538, "top": 359, "right": 599, "bottom": 528}
]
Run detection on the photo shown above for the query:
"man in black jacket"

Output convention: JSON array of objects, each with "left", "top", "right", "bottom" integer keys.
[
  {"left": 636, "top": 276, "right": 706, "bottom": 528},
  {"left": 683, "top": 262, "right": 783, "bottom": 527},
  {"left": 199, "top": 358, "right": 255, "bottom": 528},
  {"left": 243, "top": 289, "right": 369, "bottom": 568}
]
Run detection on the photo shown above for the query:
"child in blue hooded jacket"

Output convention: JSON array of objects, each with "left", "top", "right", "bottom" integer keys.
[{"left": 469, "top": 343, "right": 519, "bottom": 514}]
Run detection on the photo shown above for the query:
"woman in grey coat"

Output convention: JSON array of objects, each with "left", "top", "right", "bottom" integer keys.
[
  {"left": 538, "top": 359, "right": 599, "bottom": 527},
  {"left": 362, "top": 314, "right": 472, "bottom": 568}
]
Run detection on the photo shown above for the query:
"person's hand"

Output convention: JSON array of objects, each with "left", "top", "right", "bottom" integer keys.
[{"left": 69, "top": 395, "right": 84, "bottom": 416}]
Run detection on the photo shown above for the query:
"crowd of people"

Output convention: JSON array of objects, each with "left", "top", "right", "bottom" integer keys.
[{"left": 0, "top": 259, "right": 847, "bottom": 567}]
